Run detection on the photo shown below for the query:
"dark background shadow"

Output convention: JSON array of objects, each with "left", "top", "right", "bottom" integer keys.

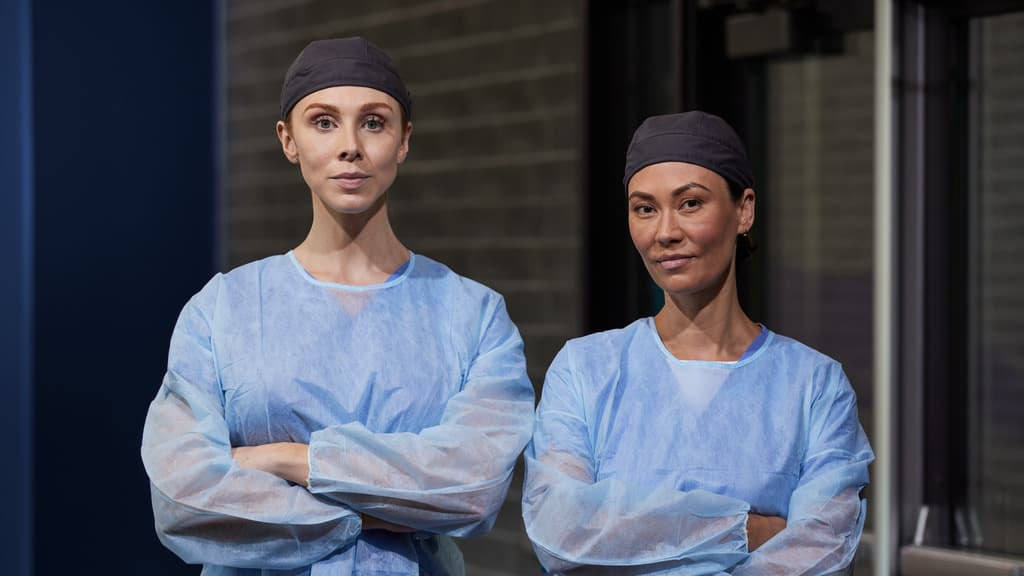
[{"left": 3, "top": 1, "right": 218, "bottom": 573}]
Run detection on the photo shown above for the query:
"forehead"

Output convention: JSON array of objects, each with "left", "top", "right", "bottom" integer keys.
[
  {"left": 627, "top": 161, "right": 728, "bottom": 194},
  {"left": 292, "top": 85, "right": 401, "bottom": 115}
]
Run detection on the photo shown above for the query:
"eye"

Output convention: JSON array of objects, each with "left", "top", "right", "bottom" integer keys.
[
  {"left": 363, "top": 115, "right": 385, "bottom": 132},
  {"left": 632, "top": 204, "right": 656, "bottom": 216},
  {"left": 680, "top": 198, "right": 703, "bottom": 211},
  {"left": 313, "top": 115, "right": 336, "bottom": 131}
]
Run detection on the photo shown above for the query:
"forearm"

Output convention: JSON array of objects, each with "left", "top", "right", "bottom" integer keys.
[
  {"left": 746, "top": 514, "right": 787, "bottom": 552},
  {"left": 233, "top": 442, "right": 310, "bottom": 486},
  {"left": 144, "top": 372, "right": 361, "bottom": 566},
  {"left": 232, "top": 442, "right": 429, "bottom": 533},
  {"left": 303, "top": 394, "right": 530, "bottom": 533},
  {"left": 152, "top": 482, "right": 360, "bottom": 569},
  {"left": 318, "top": 469, "right": 513, "bottom": 536},
  {"left": 524, "top": 456, "right": 750, "bottom": 572},
  {"left": 233, "top": 434, "right": 514, "bottom": 534},
  {"left": 731, "top": 491, "right": 866, "bottom": 575}
]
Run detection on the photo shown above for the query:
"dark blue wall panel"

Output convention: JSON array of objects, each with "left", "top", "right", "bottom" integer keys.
[
  {"left": 32, "top": 3, "right": 218, "bottom": 573},
  {"left": 1, "top": 0, "right": 34, "bottom": 573}
]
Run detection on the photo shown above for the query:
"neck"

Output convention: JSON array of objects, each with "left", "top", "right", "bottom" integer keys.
[
  {"left": 653, "top": 262, "right": 759, "bottom": 361},
  {"left": 294, "top": 193, "right": 409, "bottom": 285}
]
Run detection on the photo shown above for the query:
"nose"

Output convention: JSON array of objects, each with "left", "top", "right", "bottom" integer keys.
[
  {"left": 336, "top": 125, "right": 362, "bottom": 161},
  {"left": 655, "top": 211, "right": 684, "bottom": 246}
]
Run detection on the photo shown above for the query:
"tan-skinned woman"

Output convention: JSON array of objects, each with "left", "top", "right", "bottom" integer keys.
[{"left": 523, "top": 111, "right": 873, "bottom": 574}]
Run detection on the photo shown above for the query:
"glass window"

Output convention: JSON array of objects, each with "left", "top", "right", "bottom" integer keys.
[
  {"left": 967, "top": 10, "right": 1024, "bottom": 557},
  {"left": 761, "top": 30, "right": 876, "bottom": 445}
]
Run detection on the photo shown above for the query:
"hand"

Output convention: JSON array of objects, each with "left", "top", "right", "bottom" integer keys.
[
  {"left": 232, "top": 443, "right": 310, "bottom": 486},
  {"left": 747, "top": 513, "right": 786, "bottom": 551},
  {"left": 360, "top": 513, "right": 417, "bottom": 533}
]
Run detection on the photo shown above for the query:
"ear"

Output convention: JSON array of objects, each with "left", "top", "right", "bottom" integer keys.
[
  {"left": 737, "top": 188, "right": 756, "bottom": 234},
  {"left": 276, "top": 120, "right": 299, "bottom": 164},
  {"left": 396, "top": 121, "right": 413, "bottom": 165}
]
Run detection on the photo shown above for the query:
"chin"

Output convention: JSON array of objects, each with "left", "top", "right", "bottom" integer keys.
[
  {"left": 658, "top": 271, "right": 732, "bottom": 300},
  {"left": 660, "top": 281, "right": 703, "bottom": 296},
  {"left": 642, "top": 267, "right": 697, "bottom": 295},
  {"left": 320, "top": 193, "right": 386, "bottom": 216},
  {"left": 330, "top": 203, "right": 377, "bottom": 215}
]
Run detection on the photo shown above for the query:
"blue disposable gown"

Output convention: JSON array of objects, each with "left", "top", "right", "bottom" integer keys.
[
  {"left": 141, "top": 252, "right": 534, "bottom": 575},
  {"left": 522, "top": 318, "right": 874, "bottom": 575}
]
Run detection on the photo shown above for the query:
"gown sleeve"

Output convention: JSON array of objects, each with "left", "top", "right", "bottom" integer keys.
[
  {"left": 522, "top": 346, "right": 752, "bottom": 575},
  {"left": 730, "top": 363, "right": 874, "bottom": 575},
  {"left": 141, "top": 277, "right": 361, "bottom": 569},
  {"left": 305, "top": 291, "right": 535, "bottom": 537}
]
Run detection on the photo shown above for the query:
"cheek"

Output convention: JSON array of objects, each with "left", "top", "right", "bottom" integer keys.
[
  {"left": 691, "top": 216, "right": 735, "bottom": 247},
  {"left": 294, "top": 140, "right": 331, "bottom": 168},
  {"left": 687, "top": 222, "right": 720, "bottom": 245},
  {"left": 366, "top": 137, "right": 403, "bottom": 167}
]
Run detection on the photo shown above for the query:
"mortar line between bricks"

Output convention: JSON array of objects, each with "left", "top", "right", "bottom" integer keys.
[
  {"left": 228, "top": 0, "right": 498, "bottom": 56},
  {"left": 226, "top": 0, "right": 318, "bottom": 22},
  {"left": 388, "top": 18, "right": 579, "bottom": 59},
  {"left": 407, "top": 64, "right": 575, "bottom": 96}
]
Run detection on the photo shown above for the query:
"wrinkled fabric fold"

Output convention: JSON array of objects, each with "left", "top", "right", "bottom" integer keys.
[
  {"left": 731, "top": 363, "right": 871, "bottom": 575},
  {"left": 307, "top": 293, "right": 535, "bottom": 536},
  {"left": 523, "top": 319, "right": 873, "bottom": 574},
  {"left": 142, "top": 252, "right": 533, "bottom": 575}
]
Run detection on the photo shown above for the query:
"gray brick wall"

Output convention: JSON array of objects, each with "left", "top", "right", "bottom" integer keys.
[{"left": 223, "top": 1, "right": 583, "bottom": 573}]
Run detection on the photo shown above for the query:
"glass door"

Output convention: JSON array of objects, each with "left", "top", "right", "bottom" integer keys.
[{"left": 966, "top": 8, "right": 1024, "bottom": 558}]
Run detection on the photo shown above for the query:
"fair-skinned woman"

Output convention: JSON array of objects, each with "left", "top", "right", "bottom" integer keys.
[
  {"left": 142, "top": 37, "right": 534, "bottom": 575},
  {"left": 523, "top": 111, "right": 873, "bottom": 574}
]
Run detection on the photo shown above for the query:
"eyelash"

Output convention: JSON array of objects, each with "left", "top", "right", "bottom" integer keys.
[
  {"left": 632, "top": 198, "right": 702, "bottom": 216},
  {"left": 310, "top": 114, "right": 386, "bottom": 132},
  {"left": 313, "top": 115, "right": 336, "bottom": 131}
]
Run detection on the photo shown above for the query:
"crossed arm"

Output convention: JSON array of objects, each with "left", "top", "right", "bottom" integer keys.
[
  {"left": 522, "top": 349, "right": 872, "bottom": 575},
  {"left": 142, "top": 287, "right": 534, "bottom": 567},
  {"left": 231, "top": 442, "right": 417, "bottom": 532}
]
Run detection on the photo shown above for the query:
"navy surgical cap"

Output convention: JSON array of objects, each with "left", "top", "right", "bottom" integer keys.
[
  {"left": 280, "top": 37, "right": 412, "bottom": 120},
  {"left": 623, "top": 111, "right": 754, "bottom": 190}
]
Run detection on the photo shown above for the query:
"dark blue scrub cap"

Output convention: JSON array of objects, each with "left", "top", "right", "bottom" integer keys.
[
  {"left": 280, "top": 37, "right": 412, "bottom": 120},
  {"left": 623, "top": 111, "right": 754, "bottom": 190}
]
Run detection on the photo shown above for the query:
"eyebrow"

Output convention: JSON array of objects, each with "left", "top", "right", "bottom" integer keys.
[
  {"left": 628, "top": 181, "right": 712, "bottom": 200},
  {"left": 358, "top": 101, "right": 395, "bottom": 114},
  {"left": 302, "top": 101, "right": 395, "bottom": 115},
  {"left": 303, "top": 102, "right": 340, "bottom": 115}
]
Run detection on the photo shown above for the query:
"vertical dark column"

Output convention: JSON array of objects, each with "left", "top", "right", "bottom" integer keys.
[
  {"left": 913, "top": 6, "right": 970, "bottom": 547},
  {"left": 0, "top": 0, "right": 34, "bottom": 573},
  {"left": 586, "top": 1, "right": 684, "bottom": 330},
  {"left": 31, "top": 2, "right": 218, "bottom": 573},
  {"left": 584, "top": 2, "right": 635, "bottom": 331}
]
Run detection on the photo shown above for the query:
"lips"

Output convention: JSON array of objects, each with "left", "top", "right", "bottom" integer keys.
[
  {"left": 330, "top": 172, "right": 370, "bottom": 190},
  {"left": 655, "top": 254, "right": 695, "bottom": 271}
]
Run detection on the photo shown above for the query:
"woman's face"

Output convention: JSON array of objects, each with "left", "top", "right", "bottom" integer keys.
[
  {"left": 276, "top": 85, "right": 411, "bottom": 216},
  {"left": 627, "top": 161, "right": 754, "bottom": 298}
]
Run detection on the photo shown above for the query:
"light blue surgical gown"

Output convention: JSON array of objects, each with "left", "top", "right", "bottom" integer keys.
[
  {"left": 523, "top": 318, "right": 874, "bottom": 575},
  {"left": 141, "top": 252, "right": 534, "bottom": 575}
]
